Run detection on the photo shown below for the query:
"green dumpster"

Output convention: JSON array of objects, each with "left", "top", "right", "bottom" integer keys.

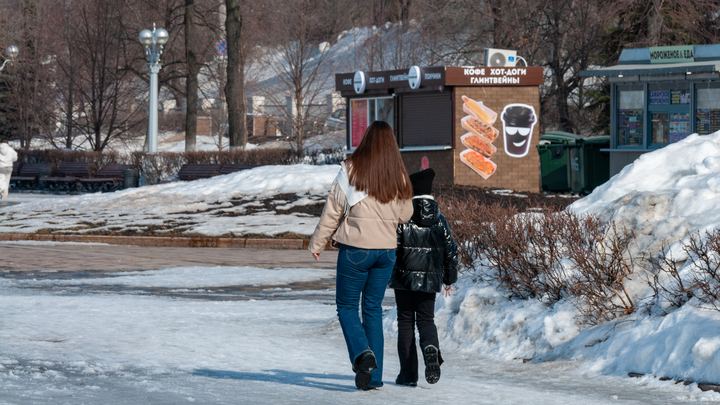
[
  {"left": 536, "top": 131, "right": 584, "bottom": 192},
  {"left": 567, "top": 136, "right": 610, "bottom": 194}
]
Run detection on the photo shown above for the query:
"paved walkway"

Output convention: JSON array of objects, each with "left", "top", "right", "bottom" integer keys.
[
  {"left": 0, "top": 243, "right": 338, "bottom": 272},
  {"left": 0, "top": 191, "right": 73, "bottom": 208}
]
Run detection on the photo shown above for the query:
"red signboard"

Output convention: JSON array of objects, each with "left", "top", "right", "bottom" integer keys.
[{"left": 351, "top": 99, "right": 368, "bottom": 147}]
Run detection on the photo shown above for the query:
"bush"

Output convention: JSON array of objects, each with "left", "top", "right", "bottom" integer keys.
[
  {"left": 439, "top": 195, "right": 569, "bottom": 304},
  {"left": 644, "top": 242, "right": 692, "bottom": 313},
  {"left": 440, "top": 194, "right": 644, "bottom": 324},
  {"left": 645, "top": 230, "right": 720, "bottom": 313},
  {"left": 564, "top": 219, "right": 638, "bottom": 325},
  {"left": 15, "top": 148, "right": 342, "bottom": 185}
]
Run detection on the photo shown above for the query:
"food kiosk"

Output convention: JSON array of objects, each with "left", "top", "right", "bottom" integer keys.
[
  {"left": 335, "top": 65, "right": 543, "bottom": 192},
  {"left": 580, "top": 44, "right": 720, "bottom": 175}
]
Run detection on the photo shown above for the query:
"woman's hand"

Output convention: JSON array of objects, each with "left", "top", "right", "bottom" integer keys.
[
  {"left": 443, "top": 285, "right": 454, "bottom": 297},
  {"left": 312, "top": 253, "right": 320, "bottom": 261}
]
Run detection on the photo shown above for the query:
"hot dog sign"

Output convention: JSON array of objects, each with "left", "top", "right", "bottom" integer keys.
[{"left": 460, "top": 95, "right": 536, "bottom": 178}]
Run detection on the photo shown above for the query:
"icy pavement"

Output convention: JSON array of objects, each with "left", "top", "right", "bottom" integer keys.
[
  {"left": 1, "top": 263, "right": 718, "bottom": 404},
  {"left": 0, "top": 192, "right": 74, "bottom": 208}
]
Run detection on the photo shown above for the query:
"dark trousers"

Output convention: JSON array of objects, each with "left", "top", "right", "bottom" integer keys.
[{"left": 394, "top": 289, "right": 441, "bottom": 384}]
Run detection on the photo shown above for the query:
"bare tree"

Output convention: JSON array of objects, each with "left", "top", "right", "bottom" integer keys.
[
  {"left": 0, "top": 0, "right": 58, "bottom": 149},
  {"left": 69, "top": 0, "right": 144, "bottom": 151},
  {"left": 255, "top": 0, "right": 347, "bottom": 157},
  {"left": 224, "top": 0, "right": 246, "bottom": 150},
  {"left": 184, "top": 0, "right": 198, "bottom": 151}
]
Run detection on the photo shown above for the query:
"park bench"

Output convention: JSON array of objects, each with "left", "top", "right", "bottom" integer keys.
[
  {"left": 218, "top": 164, "right": 261, "bottom": 176},
  {"left": 10, "top": 163, "right": 53, "bottom": 189},
  {"left": 80, "top": 164, "right": 137, "bottom": 192},
  {"left": 177, "top": 164, "right": 222, "bottom": 181},
  {"left": 41, "top": 162, "right": 91, "bottom": 191},
  {"left": 10, "top": 161, "right": 21, "bottom": 177}
]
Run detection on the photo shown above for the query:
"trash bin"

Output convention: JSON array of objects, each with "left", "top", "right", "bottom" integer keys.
[
  {"left": 535, "top": 131, "right": 584, "bottom": 192},
  {"left": 567, "top": 136, "right": 610, "bottom": 194},
  {"left": 123, "top": 169, "right": 139, "bottom": 189},
  {"left": 37, "top": 167, "right": 53, "bottom": 190}
]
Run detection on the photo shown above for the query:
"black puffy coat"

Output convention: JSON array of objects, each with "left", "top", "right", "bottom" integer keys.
[{"left": 388, "top": 197, "right": 458, "bottom": 293}]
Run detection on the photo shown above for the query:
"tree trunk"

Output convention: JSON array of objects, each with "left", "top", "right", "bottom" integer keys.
[
  {"left": 65, "top": 78, "right": 73, "bottom": 149},
  {"left": 185, "top": 0, "right": 198, "bottom": 152},
  {"left": 399, "top": 0, "right": 410, "bottom": 24},
  {"left": 225, "top": 0, "right": 246, "bottom": 150}
]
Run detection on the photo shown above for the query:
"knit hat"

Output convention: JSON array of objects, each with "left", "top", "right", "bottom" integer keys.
[{"left": 409, "top": 168, "right": 435, "bottom": 196}]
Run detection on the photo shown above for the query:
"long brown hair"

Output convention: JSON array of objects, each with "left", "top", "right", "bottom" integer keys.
[{"left": 347, "top": 121, "right": 412, "bottom": 203}]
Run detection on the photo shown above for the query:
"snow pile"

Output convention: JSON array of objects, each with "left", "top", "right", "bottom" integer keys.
[
  {"left": 571, "top": 131, "right": 720, "bottom": 255},
  {"left": 0, "top": 164, "right": 339, "bottom": 236},
  {"left": 392, "top": 131, "right": 720, "bottom": 385}
]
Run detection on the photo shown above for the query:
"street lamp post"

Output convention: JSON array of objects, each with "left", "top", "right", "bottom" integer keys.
[
  {"left": 0, "top": 46, "right": 19, "bottom": 72},
  {"left": 139, "top": 24, "right": 168, "bottom": 153}
]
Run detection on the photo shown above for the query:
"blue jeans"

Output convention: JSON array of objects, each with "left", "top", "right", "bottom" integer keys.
[{"left": 336, "top": 244, "right": 396, "bottom": 387}]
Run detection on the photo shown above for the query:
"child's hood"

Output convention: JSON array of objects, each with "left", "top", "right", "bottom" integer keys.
[{"left": 411, "top": 197, "right": 440, "bottom": 227}]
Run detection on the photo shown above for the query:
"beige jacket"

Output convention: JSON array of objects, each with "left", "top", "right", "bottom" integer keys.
[{"left": 308, "top": 172, "right": 413, "bottom": 254}]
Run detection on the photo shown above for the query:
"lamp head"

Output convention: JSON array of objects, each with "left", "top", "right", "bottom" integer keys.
[
  {"left": 7, "top": 45, "right": 18, "bottom": 60},
  {"left": 139, "top": 30, "right": 153, "bottom": 46},
  {"left": 153, "top": 28, "right": 169, "bottom": 46}
]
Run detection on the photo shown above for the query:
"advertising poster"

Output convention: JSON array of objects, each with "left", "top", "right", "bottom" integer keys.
[
  {"left": 459, "top": 95, "right": 499, "bottom": 179},
  {"left": 696, "top": 109, "right": 720, "bottom": 135},
  {"left": 351, "top": 99, "right": 368, "bottom": 147},
  {"left": 669, "top": 113, "right": 690, "bottom": 143},
  {"left": 649, "top": 91, "right": 670, "bottom": 105},
  {"left": 459, "top": 96, "right": 538, "bottom": 179},
  {"left": 617, "top": 109, "right": 643, "bottom": 146},
  {"left": 500, "top": 104, "right": 537, "bottom": 158},
  {"left": 671, "top": 90, "right": 690, "bottom": 104}
]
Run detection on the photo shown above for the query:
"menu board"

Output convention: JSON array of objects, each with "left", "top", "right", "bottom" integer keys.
[
  {"left": 617, "top": 109, "right": 644, "bottom": 146},
  {"left": 696, "top": 109, "right": 720, "bottom": 136},
  {"left": 668, "top": 113, "right": 690, "bottom": 143},
  {"left": 671, "top": 90, "right": 690, "bottom": 104},
  {"left": 351, "top": 99, "right": 368, "bottom": 147},
  {"left": 649, "top": 91, "right": 669, "bottom": 105}
]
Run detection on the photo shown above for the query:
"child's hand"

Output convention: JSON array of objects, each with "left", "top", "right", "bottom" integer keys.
[
  {"left": 443, "top": 285, "right": 454, "bottom": 297},
  {"left": 312, "top": 253, "right": 320, "bottom": 261}
]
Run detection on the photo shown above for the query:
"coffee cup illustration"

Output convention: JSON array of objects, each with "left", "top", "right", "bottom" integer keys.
[{"left": 500, "top": 104, "right": 536, "bottom": 158}]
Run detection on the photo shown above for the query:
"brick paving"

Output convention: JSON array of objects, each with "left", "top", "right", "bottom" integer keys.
[{"left": 0, "top": 243, "right": 338, "bottom": 272}]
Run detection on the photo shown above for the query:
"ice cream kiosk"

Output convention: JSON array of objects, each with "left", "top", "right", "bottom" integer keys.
[{"left": 335, "top": 65, "right": 543, "bottom": 192}]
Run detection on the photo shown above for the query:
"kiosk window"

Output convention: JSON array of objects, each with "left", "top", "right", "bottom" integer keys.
[
  {"left": 696, "top": 87, "right": 720, "bottom": 136},
  {"left": 349, "top": 96, "right": 394, "bottom": 148},
  {"left": 648, "top": 82, "right": 690, "bottom": 146},
  {"left": 401, "top": 93, "right": 452, "bottom": 147},
  {"left": 617, "top": 90, "right": 644, "bottom": 147}
]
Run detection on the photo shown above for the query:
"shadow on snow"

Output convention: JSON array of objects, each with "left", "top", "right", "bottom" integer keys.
[{"left": 191, "top": 368, "right": 357, "bottom": 392}]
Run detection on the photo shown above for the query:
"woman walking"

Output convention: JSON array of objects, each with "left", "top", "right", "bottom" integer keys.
[
  {"left": 0, "top": 139, "right": 18, "bottom": 199},
  {"left": 309, "top": 121, "right": 413, "bottom": 390}
]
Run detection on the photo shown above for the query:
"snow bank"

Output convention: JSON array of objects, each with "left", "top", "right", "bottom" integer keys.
[
  {"left": 385, "top": 131, "right": 720, "bottom": 385},
  {"left": 570, "top": 131, "right": 720, "bottom": 255},
  {"left": 0, "top": 164, "right": 339, "bottom": 236}
]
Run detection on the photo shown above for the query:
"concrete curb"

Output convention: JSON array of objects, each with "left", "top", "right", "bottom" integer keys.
[{"left": 0, "top": 233, "right": 327, "bottom": 250}]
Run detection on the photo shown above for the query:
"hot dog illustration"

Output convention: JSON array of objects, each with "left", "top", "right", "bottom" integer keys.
[
  {"left": 462, "top": 96, "right": 497, "bottom": 124},
  {"left": 459, "top": 149, "right": 497, "bottom": 179},
  {"left": 461, "top": 133, "right": 496, "bottom": 158}
]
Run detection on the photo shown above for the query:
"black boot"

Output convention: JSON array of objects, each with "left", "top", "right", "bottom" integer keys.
[
  {"left": 353, "top": 350, "right": 377, "bottom": 390},
  {"left": 423, "top": 345, "right": 441, "bottom": 384}
]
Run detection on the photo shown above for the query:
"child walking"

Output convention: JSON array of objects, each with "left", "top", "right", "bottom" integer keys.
[{"left": 388, "top": 168, "right": 458, "bottom": 386}]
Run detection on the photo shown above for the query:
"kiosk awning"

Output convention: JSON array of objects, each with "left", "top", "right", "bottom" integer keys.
[{"left": 579, "top": 61, "right": 720, "bottom": 77}]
